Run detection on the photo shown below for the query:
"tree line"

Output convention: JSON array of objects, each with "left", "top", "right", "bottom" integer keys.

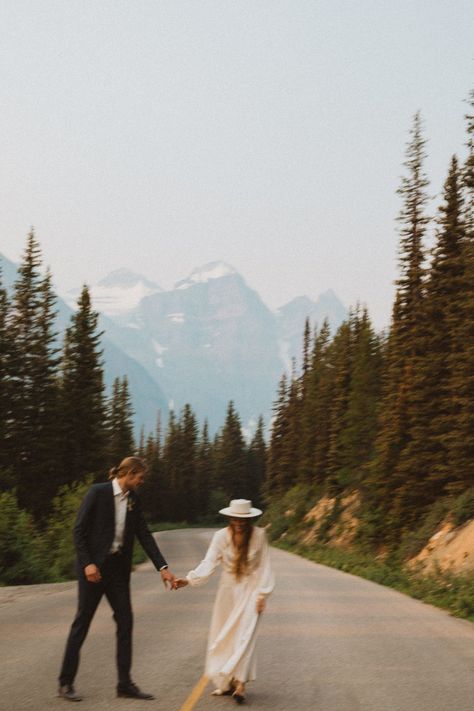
[
  {"left": 264, "top": 98, "right": 474, "bottom": 547},
  {"left": 0, "top": 235, "right": 265, "bottom": 528},
  {"left": 0, "top": 231, "right": 136, "bottom": 522},
  {"left": 1, "top": 93, "right": 473, "bottom": 584}
]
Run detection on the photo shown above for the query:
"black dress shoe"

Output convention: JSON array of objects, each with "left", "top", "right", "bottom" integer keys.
[
  {"left": 117, "top": 682, "right": 155, "bottom": 700},
  {"left": 58, "top": 685, "right": 82, "bottom": 702}
]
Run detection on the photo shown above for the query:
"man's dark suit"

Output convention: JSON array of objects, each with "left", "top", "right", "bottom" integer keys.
[{"left": 59, "top": 481, "right": 167, "bottom": 687}]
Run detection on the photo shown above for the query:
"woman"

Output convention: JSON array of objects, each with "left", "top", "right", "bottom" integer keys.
[{"left": 174, "top": 499, "right": 274, "bottom": 704}]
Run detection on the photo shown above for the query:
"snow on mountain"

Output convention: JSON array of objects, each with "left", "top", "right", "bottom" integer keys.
[
  {"left": 174, "top": 261, "right": 237, "bottom": 290},
  {"left": 65, "top": 269, "right": 162, "bottom": 319},
  {"left": 60, "top": 260, "right": 348, "bottom": 435}
]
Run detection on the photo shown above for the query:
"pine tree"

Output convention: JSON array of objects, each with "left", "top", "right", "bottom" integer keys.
[
  {"left": 264, "top": 374, "right": 289, "bottom": 499},
  {"left": 336, "top": 308, "right": 382, "bottom": 490},
  {"left": 246, "top": 416, "right": 266, "bottom": 507},
  {"left": 196, "top": 420, "right": 213, "bottom": 520},
  {"left": 215, "top": 401, "right": 248, "bottom": 499},
  {"left": 297, "top": 320, "right": 332, "bottom": 487},
  {"left": 0, "top": 268, "right": 13, "bottom": 483},
  {"left": 447, "top": 93, "right": 474, "bottom": 493},
  {"left": 395, "top": 156, "right": 465, "bottom": 507},
  {"left": 326, "top": 318, "right": 354, "bottom": 493},
  {"left": 141, "top": 414, "right": 163, "bottom": 521},
  {"left": 179, "top": 404, "right": 199, "bottom": 522},
  {"left": 9, "top": 233, "right": 61, "bottom": 518},
  {"left": 161, "top": 410, "right": 182, "bottom": 520},
  {"left": 59, "top": 285, "right": 106, "bottom": 485},
  {"left": 368, "top": 113, "right": 430, "bottom": 538},
  {"left": 106, "top": 376, "right": 135, "bottom": 467}
]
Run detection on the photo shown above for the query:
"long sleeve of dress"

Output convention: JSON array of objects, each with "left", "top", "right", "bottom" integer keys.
[
  {"left": 186, "top": 531, "right": 223, "bottom": 586},
  {"left": 257, "top": 529, "right": 275, "bottom": 598}
]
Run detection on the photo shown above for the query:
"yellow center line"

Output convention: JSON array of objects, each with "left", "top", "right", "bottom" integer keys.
[{"left": 179, "top": 675, "right": 209, "bottom": 711}]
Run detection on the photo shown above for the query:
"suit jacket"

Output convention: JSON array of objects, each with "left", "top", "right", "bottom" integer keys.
[{"left": 73, "top": 481, "right": 167, "bottom": 576}]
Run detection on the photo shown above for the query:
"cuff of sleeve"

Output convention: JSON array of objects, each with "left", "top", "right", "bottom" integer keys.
[{"left": 159, "top": 565, "right": 168, "bottom": 571}]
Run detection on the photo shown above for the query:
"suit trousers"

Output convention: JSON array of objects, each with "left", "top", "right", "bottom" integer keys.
[{"left": 59, "top": 552, "right": 133, "bottom": 686}]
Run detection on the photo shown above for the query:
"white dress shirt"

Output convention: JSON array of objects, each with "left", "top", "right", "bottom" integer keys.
[{"left": 110, "top": 477, "right": 129, "bottom": 553}]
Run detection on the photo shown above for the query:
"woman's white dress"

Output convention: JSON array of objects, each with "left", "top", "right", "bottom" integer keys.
[{"left": 186, "top": 526, "right": 274, "bottom": 690}]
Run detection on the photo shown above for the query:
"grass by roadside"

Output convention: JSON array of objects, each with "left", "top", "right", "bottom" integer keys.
[{"left": 274, "top": 539, "right": 474, "bottom": 622}]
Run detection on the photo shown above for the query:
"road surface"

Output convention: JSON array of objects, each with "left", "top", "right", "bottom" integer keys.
[{"left": 0, "top": 528, "right": 473, "bottom": 710}]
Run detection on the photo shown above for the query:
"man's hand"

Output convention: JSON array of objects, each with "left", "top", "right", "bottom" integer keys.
[
  {"left": 160, "top": 568, "right": 176, "bottom": 590},
  {"left": 84, "top": 564, "right": 101, "bottom": 583}
]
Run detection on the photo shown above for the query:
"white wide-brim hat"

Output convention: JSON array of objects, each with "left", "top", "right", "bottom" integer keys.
[{"left": 219, "top": 499, "right": 263, "bottom": 518}]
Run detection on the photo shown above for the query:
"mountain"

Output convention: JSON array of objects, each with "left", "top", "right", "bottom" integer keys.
[
  {"left": 65, "top": 268, "right": 162, "bottom": 323},
  {"left": 102, "top": 263, "right": 284, "bottom": 434},
  {"left": 0, "top": 253, "right": 168, "bottom": 434},
  {"left": 97, "top": 262, "right": 348, "bottom": 434},
  {"left": 3, "top": 249, "right": 349, "bottom": 437}
]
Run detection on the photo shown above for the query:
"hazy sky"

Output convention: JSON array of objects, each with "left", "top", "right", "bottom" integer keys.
[{"left": 1, "top": 1, "right": 473, "bottom": 328}]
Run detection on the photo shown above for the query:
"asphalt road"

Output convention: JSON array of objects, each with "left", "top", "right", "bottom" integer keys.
[{"left": 1, "top": 528, "right": 473, "bottom": 711}]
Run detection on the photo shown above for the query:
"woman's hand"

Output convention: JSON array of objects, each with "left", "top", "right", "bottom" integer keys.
[
  {"left": 173, "top": 577, "right": 189, "bottom": 590},
  {"left": 256, "top": 595, "right": 266, "bottom": 614}
]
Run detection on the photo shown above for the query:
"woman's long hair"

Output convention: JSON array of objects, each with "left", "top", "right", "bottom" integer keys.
[{"left": 230, "top": 520, "right": 254, "bottom": 580}]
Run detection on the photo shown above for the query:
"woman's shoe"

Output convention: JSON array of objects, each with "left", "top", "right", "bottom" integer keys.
[{"left": 232, "top": 691, "right": 246, "bottom": 704}]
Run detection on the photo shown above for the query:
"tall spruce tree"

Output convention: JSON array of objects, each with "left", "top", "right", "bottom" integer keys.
[
  {"left": 264, "top": 374, "right": 289, "bottom": 498},
  {"left": 447, "top": 93, "right": 474, "bottom": 493},
  {"left": 59, "top": 285, "right": 106, "bottom": 484},
  {"left": 161, "top": 410, "right": 182, "bottom": 520},
  {"left": 246, "top": 416, "right": 266, "bottom": 507},
  {"left": 336, "top": 308, "right": 382, "bottom": 490},
  {"left": 368, "top": 113, "right": 430, "bottom": 538},
  {"left": 395, "top": 156, "right": 466, "bottom": 509},
  {"left": 140, "top": 414, "right": 164, "bottom": 521},
  {"left": 325, "top": 318, "right": 354, "bottom": 494},
  {"left": 215, "top": 401, "right": 248, "bottom": 499},
  {"left": 196, "top": 420, "right": 212, "bottom": 519},
  {"left": 0, "top": 269, "right": 13, "bottom": 483},
  {"left": 106, "top": 376, "right": 135, "bottom": 467},
  {"left": 179, "top": 404, "right": 199, "bottom": 522},
  {"left": 297, "top": 320, "right": 332, "bottom": 487},
  {"left": 9, "top": 233, "right": 60, "bottom": 518}
]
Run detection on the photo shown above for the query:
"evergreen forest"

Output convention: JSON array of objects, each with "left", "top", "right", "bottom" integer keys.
[{"left": 1, "top": 97, "right": 473, "bottom": 619}]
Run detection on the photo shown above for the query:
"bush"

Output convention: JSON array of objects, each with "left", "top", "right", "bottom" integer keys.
[
  {"left": 0, "top": 490, "right": 47, "bottom": 585},
  {"left": 41, "top": 478, "right": 92, "bottom": 581},
  {"left": 451, "top": 487, "right": 474, "bottom": 527},
  {"left": 261, "top": 484, "right": 318, "bottom": 542}
]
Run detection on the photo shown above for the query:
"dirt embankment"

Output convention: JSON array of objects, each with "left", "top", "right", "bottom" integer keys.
[
  {"left": 408, "top": 519, "right": 474, "bottom": 575},
  {"left": 298, "top": 491, "right": 474, "bottom": 576}
]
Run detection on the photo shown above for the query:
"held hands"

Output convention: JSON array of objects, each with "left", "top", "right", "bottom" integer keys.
[
  {"left": 172, "top": 578, "right": 189, "bottom": 590},
  {"left": 160, "top": 568, "right": 176, "bottom": 590},
  {"left": 84, "top": 564, "right": 102, "bottom": 583}
]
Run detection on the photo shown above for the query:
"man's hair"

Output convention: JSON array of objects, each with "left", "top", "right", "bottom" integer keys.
[{"left": 108, "top": 456, "right": 147, "bottom": 480}]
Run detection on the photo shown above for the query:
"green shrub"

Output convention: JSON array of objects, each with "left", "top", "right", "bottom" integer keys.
[
  {"left": 261, "top": 484, "right": 318, "bottom": 542},
  {"left": 451, "top": 487, "right": 474, "bottom": 527},
  {"left": 40, "top": 478, "right": 92, "bottom": 581},
  {"left": 0, "top": 490, "right": 47, "bottom": 585}
]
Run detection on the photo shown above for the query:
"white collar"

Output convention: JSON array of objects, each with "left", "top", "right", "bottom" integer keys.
[{"left": 112, "top": 477, "right": 129, "bottom": 499}]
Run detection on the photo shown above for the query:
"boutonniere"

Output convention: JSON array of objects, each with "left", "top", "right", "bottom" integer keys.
[{"left": 127, "top": 499, "right": 135, "bottom": 512}]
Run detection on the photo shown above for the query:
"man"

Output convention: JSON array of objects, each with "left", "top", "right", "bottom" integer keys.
[{"left": 58, "top": 456, "right": 175, "bottom": 702}]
